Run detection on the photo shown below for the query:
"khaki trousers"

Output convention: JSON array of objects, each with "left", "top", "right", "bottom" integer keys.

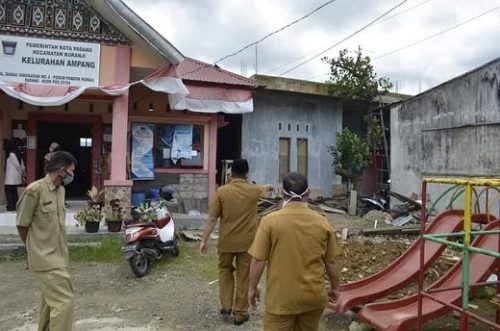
[
  {"left": 263, "top": 309, "right": 324, "bottom": 331},
  {"left": 33, "top": 268, "right": 75, "bottom": 331},
  {"left": 218, "top": 251, "right": 252, "bottom": 319}
]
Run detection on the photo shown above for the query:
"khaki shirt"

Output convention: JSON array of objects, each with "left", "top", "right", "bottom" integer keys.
[
  {"left": 248, "top": 201, "right": 341, "bottom": 315},
  {"left": 16, "top": 175, "right": 68, "bottom": 271},
  {"left": 209, "top": 178, "right": 267, "bottom": 252}
]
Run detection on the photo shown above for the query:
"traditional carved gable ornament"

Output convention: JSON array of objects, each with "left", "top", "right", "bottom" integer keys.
[{"left": 0, "top": 0, "right": 129, "bottom": 45}]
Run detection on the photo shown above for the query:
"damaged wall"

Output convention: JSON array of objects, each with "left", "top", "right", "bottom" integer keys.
[
  {"left": 242, "top": 89, "right": 342, "bottom": 196},
  {"left": 391, "top": 59, "right": 500, "bottom": 209}
]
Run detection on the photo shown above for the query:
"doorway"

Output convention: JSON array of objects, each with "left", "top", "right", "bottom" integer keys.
[
  {"left": 216, "top": 114, "right": 242, "bottom": 185},
  {"left": 37, "top": 122, "right": 93, "bottom": 199}
]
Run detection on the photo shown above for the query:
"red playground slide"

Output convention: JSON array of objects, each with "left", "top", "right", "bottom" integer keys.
[
  {"left": 330, "top": 209, "right": 465, "bottom": 314},
  {"left": 358, "top": 220, "right": 500, "bottom": 331}
]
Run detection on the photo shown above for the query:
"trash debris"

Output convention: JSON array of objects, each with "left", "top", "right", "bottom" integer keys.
[
  {"left": 208, "top": 279, "right": 219, "bottom": 285},
  {"left": 341, "top": 228, "right": 349, "bottom": 240},
  {"left": 179, "top": 231, "right": 202, "bottom": 241},
  {"left": 319, "top": 204, "right": 347, "bottom": 214},
  {"left": 188, "top": 209, "right": 201, "bottom": 216},
  {"left": 392, "top": 215, "right": 414, "bottom": 226}
]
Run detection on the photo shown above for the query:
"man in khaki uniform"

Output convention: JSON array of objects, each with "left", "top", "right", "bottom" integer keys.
[
  {"left": 200, "top": 159, "right": 271, "bottom": 325},
  {"left": 248, "top": 172, "right": 341, "bottom": 331},
  {"left": 16, "top": 151, "right": 77, "bottom": 331}
]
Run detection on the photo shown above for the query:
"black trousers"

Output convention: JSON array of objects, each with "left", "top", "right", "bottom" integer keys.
[{"left": 5, "top": 185, "right": 18, "bottom": 211}]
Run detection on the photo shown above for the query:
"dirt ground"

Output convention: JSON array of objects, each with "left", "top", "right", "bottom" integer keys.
[
  {"left": 0, "top": 210, "right": 493, "bottom": 331},
  {"left": 1, "top": 232, "right": 496, "bottom": 331}
]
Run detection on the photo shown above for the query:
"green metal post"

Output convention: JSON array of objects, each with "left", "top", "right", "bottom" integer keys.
[{"left": 461, "top": 183, "right": 472, "bottom": 330}]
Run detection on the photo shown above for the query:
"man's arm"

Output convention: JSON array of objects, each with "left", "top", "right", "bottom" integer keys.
[
  {"left": 325, "top": 260, "right": 340, "bottom": 301},
  {"left": 199, "top": 216, "right": 217, "bottom": 255},
  {"left": 248, "top": 258, "right": 266, "bottom": 308},
  {"left": 17, "top": 226, "right": 29, "bottom": 244}
]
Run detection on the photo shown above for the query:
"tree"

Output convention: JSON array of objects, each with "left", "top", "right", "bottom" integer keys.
[
  {"left": 322, "top": 46, "right": 392, "bottom": 103},
  {"left": 323, "top": 47, "right": 392, "bottom": 187},
  {"left": 328, "top": 128, "right": 371, "bottom": 189}
]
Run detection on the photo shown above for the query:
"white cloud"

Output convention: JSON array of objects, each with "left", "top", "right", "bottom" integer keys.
[{"left": 124, "top": 0, "right": 500, "bottom": 95}]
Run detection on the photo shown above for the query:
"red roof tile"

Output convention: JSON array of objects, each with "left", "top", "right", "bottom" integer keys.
[{"left": 177, "top": 58, "right": 260, "bottom": 88}]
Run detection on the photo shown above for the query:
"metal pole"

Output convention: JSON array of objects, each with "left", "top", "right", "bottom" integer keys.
[
  {"left": 417, "top": 181, "right": 427, "bottom": 331},
  {"left": 461, "top": 183, "right": 472, "bottom": 331},
  {"left": 497, "top": 217, "right": 500, "bottom": 325}
]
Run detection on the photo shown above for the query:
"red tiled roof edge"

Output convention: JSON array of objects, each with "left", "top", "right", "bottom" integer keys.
[{"left": 178, "top": 57, "right": 263, "bottom": 88}]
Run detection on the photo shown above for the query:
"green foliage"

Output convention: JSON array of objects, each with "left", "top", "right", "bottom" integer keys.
[
  {"left": 74, "top": 205, "right": 104, "bottom": 225},
  {"left": 106, "top": 199, "right": 125, "bottom": 221},
  {"left": 328, "top": 128, "right": 371, "bottom": 181},
  {"left": 322, "top": 46, "right": 393, "bottom": 102},
  {"left": 365, "top": 113, "right": 384, "bottom": 150},
  {"left": 69, "top": 237, "right": 123, "bottom": 262}
]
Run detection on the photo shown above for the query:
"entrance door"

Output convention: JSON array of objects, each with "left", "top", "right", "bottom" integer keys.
[{"left": 37, "top": 122, "right": 92, "bottom": 199}]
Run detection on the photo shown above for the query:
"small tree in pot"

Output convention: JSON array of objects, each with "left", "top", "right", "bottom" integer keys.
[
  {"left": 105, "top": 199, "right": 125, "bottom": 232},
  {"left": 74, "top": 205, "right": 104, "bottom": 233},
  {"left": 87, "top": 186, "right": 104, "bottom": 208}
]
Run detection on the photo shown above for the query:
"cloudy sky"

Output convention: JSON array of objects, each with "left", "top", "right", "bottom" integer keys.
[{"left": 124, "top": 0, "right": 500, "bottom": 95}]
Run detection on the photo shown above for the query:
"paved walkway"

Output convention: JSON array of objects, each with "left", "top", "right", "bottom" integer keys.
[{"left": 0, "top": 200, "right": 207, "bottom": 237}]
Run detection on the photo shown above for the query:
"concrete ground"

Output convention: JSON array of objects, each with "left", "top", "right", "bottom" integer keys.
[{"left": 0, "top": 200, "right": 207, "bottom": 250}]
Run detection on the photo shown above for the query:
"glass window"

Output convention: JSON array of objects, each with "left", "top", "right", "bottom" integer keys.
[
  {"left": 80, "top": 137, "right": 92, "bottom": 147},
  {"left": 154, "top": 124, "right": 204, "bottom": 168}
]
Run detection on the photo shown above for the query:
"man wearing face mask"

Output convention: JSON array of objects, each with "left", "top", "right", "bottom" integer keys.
[
  {"left": 16, "top": 151, "right": 77, "bottom": 331},
  {"left": 248, "top": 172, "right": 341, "bottom": 331}
]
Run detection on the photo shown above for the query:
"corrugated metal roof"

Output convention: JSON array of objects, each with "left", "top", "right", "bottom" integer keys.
[{"left": 177, "top": 58, "right": 260, "bottom": 88}]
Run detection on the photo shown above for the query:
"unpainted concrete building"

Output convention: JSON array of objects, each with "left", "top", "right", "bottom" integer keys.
[
  {"left": 391, "top": 58, "right": 500, "bottom": 208},
  {"left": 242, "top": 75, "right": 342, "bottom": 196}
]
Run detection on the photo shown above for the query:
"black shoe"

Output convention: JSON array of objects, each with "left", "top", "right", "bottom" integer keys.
[
  {"left": 234, "top": 314, "right": 250, "bottom": 326},
  {"left": 220, "top": 309, "right": 232, "bottom": 322}
]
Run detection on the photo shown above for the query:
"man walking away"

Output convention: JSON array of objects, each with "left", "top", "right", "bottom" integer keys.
[
  {"left": 199, "top": 159, "right": 272, "bottom": 325},
  {"left": 16, "top": 151, "right": 77, "bottom": 331},
  {"left": 248, "top": 172, "right": 341, "bottom": 331}
]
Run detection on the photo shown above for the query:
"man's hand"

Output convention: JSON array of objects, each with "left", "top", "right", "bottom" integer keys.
[
  {"left": 248, "top": 287, "right": 260, "bottom": 308},
  {"left": 327, "top": 286, "right": 339, "bottom": 302},
  {"left": 264, "top": 184, "right": 274, "bottom": 193},
  {"left": 199, "top": 240, "right": 208, "bottom": 256}
]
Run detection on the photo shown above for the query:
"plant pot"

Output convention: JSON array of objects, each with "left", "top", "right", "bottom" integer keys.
[
  {"left": 84, "top": 221, "right": 100, "bottom": 233},
  {"left": 106, "top": 220, "right": 123, "bottom": 232}
]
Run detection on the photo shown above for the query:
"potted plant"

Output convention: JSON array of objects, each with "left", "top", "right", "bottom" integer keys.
[
  {"left": 87, "top": 186, "right": 104, "bottom": 208},
  {"left": 106, "top": 199, "right": 125, "bottom": 232},
  {"left": 74, "top": 205, "right": 104, "bottom": 233}
]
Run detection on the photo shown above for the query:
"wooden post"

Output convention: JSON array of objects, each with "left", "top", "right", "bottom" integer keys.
[{"left": 349, "top": 190, "right": 358, "bottom": 215}]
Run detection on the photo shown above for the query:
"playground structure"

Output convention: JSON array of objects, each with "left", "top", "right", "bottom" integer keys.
[
  {"left": 332, "top": 177, "right": 500, "bottom": 330},
  {"left": 414, "top": 177, "right": 500, "bottom": 331}
]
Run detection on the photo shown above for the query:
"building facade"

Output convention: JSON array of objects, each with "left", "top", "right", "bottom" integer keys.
[{"left": 0, "top": 0, "right": 257, "bottom": 214}]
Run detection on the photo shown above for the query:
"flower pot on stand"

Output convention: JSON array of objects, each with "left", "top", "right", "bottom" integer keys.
[
  {"left": 84, "top": 221, "right": 100, "bottom": 233},
  {"left": 106, "top": 219, "right": 122, "bottom": 232}
]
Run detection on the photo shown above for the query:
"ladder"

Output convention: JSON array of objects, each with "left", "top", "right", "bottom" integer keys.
[{"left": 376, "top": 108, "right": 390, "bottom": 190}]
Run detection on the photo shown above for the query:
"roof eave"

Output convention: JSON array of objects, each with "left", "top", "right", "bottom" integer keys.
[{"left": 86, "top": 0, "right": 184, "bottom": 65}]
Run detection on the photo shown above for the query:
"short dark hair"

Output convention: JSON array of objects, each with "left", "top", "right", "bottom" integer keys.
[
  {"left": 46, "top": 151, "right": 77, "bottom": 173},
  {"left": 283, "top": 172, "right": 308, "bottom": 196},
  {"left": 231, "top": 159, "right": 249, "bottom": 176}
]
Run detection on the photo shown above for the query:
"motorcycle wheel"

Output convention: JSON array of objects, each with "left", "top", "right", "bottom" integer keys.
[{"left": 129, "top": 252, "right": 150, "bottom": 277}]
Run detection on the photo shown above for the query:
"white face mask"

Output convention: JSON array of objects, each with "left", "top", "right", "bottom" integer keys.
[{"left": 282, "top": 187, "right": 309, "bottom": 207}]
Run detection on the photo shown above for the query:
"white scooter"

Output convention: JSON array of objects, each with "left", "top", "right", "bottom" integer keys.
[{"left": 123, "top": 200, "right": 179, "bottom": 277}]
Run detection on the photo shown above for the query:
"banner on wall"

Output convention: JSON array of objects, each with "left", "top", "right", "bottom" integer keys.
[
  {"left": 171, "top": 124, "right": 193, "bottom": 164},
  {"left": 131, "top": 124, "right": 155, "bottom": 180},
  {"left": 0, "top": 35, "right": 100, "bottom": 87}
]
